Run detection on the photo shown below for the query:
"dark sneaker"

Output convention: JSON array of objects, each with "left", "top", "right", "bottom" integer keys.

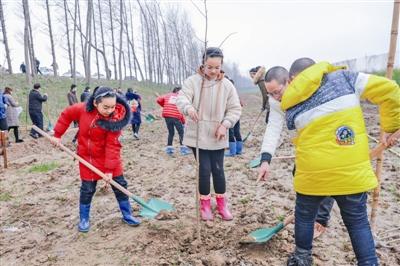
[
  {"left": 29, "top": 133, "right": 39, "bottom": 139},
  {"left": 287, "top": 253, "right": 313, "bottom": 266}
]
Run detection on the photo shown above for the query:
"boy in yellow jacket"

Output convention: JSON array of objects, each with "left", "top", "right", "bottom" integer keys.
[{"left": 261, "top": 58, "right": 399, "bottom": 266}]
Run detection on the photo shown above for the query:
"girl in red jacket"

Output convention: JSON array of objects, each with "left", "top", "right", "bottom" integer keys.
[
  {"left": 51, "top": 86, "right": 140, "bottom": 232},
  {"left": 156, "top": 86, "right": 191, "bottom": 155}
]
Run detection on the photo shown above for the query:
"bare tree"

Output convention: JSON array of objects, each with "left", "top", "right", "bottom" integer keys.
[
  {"left": 0, "top": 0, "right": 13, "bottom": 73},
  {"left": 83, "top": 0, "right": 93, "bottom": 85},
  {"left": 118, "top": 0, "right": 123, "bottom": 87},
  {"left": 63, "top": 0, "right": 73, "bottom": 76},
  {"left": 92, "top": 3, "right": 100, "bottom": 79},
  {"left": 97, "top": 0, "right": 110, "bottom": 80},
  {"left": 45, "top": 0, "right": 58, "bottom": 76},
  {"left": 22, "top": 0, "right": 32, "bottom": 85},
  {"left": 108, "top": 0, "right": 117, "bottom": 79}
]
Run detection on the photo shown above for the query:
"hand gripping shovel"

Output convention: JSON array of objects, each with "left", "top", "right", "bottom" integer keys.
[
  {"left": 240, "top": 215, "right": 294, "bottom": 244},
  {"left": 32, "top": 125, "right": 174, "bottom": 219}
]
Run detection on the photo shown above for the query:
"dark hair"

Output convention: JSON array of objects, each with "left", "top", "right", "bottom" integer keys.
[
  {"left": 172, "top": 86, "right": 181, "bottom": 93},
  {"left": 202, "top": 47, "right": 224, "bottom": 64},
  {"left": 93, "top": 86, "right": 116, "bottom": 104},
  {"left": 249, "top": 66, "right": 261, "bottom": 73},
  {"left": 84, "top": 86, "right": 90, "bottom": 92},
  {"left": 71, "top": 84, "right": 77, "bottom": 90},
  {"left": 127, "top": 88, "right": 133, "bottom": 93},
  {"left": 93, "top": 86, "right": 100, "bottom": 95},
  {"left": 264, "top": 66, "right": 289, "bottom": 85},
  {"left": 4, "top": 87, "right": 12, "bottom": 94},
  {"left": 289, "top": 57, "right": 315, "bottom": 78},
  {"left": 33, "top": 83, "right": 41, "bottom": 89}
]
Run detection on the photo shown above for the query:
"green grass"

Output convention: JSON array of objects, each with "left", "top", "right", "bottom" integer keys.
[
  {"left": 28, "top": 162, "right": 59, "bottom": 173},
  {"left": 374, "top": 68, "right": 400, "bottom": 85},
  {"left": 0, "top": 192, "right": 13, "bottom": 201},
  {"left": 0, "top": 74, "right": 172, "bottom": 126}
]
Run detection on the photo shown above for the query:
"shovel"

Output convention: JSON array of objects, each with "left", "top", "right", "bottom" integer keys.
[
  {"left": 242, "top": 133, "right": 399, "bottom": 244},
  {"left": 240, "top": 215, "right": 294, "bottom": 244},
  {"left": 243, "top": 109, "right": 264, "bottom": 143},
  {"left": 141, "top": 112, "right": 156, "bottom": 123},
  {"left": 45, "top": 102, "right": 54, "bottom": 131},
  {"left": 32, "top": 125, "right": 174, "bottom": 219}
]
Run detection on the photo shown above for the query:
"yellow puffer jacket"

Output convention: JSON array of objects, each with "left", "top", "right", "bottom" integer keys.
[{"left": 281, "top": 62, "right": 400, "bottom": 196}]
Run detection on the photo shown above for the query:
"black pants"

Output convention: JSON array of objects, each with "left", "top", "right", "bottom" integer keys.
[
  {"left": 165, "top": 117, "right": 184, "bottom": 146},
  {"left": 80, "top": 175, "right": 129, "bottom": 204},
  {"left": 191, "top": 148, "right": 226, "bottom": 195},
  {"left": 29, "top": 111, "right": 43, "bottom": 136},
  {"left": 228, "top": 120, "right": 242, "bottom": 142},
  {"left": 132, "top": 124, "right": 140, "bottom": 134},
  {"left": 8, "top": 126, "right": 20, "bottom": 142}
]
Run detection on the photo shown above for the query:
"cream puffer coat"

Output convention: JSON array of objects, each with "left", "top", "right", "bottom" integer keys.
[{"left": 177, "top": 72, "right": 242, "bottom": 150}]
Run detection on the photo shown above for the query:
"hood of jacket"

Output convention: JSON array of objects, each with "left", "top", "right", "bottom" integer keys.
[
  {"left": 281, "top": 62, "right": 346, "bottom": 111},
  {"left": 85, "top": 94, "right": 131, "bottom": 131}
]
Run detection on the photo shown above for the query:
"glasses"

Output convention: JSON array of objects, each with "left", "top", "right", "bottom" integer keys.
[
  {"left": 94, "top": 91, "right": 116, "bottom": 100},
  {"left": 267, "top": 84, "right": 284, "bottom": 97}
]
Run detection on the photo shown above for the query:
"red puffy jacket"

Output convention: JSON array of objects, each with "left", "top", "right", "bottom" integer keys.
[
  {"left": 156, "top": 92, "right": 185, "bottom": 124},
  {"left": 54, "top": 100, "right": 130, "bottom": 181}
]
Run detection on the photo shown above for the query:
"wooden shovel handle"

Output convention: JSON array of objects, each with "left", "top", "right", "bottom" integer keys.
[
  {"left": 369, "top": 129, "right": 400, "bottom": 159},
  {"left": 283, "top": 214, "right": 295, "bottom": 226},
  {"left": 32, "top": 125, "right": 133, "bottom": 198}
]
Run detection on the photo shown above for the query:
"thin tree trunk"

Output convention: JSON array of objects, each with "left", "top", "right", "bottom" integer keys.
[
  {"left": 72, "top": 0, "right": 78, "bottom": 83},
  {"left": 84, "top": 0, "right": 93, "bottom": 85},
  {"left": 97, "top": 0, "right": 110, "bottom": 80},
  {"left": 0, "top": 0, "right": 13, "bottom": 73},
  {"left": 123, "top": 2, "right": 132, "bottom": 79},
  {"left": 63, "top": 0, "right": 73, "bottom": 75},
  {"left": 108, "top": 0, "right": 117, "bottom": 80},
  {"left": 129, "top": 1, "right": 138, "bottom": 79},
  {"left": 118, "top": 0, "right": 123, "bottom": 88},
  {"left": 77, "top": 0, "right": 86, "bottom": 75},
  {"left": 26, "top": 0, "right": 36, "bottom": 78},
  {"left": 22, "top": 0, "right": 31, "bottom": 85},
  {"left": 45, "top": 0, "right": 58, "bottom": 76},
  {"left": 92, "top": 4, "right": 100, "bottom": 79}
]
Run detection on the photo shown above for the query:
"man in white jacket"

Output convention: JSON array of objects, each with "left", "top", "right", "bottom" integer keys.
[{"left": 257, "top": 64, "right": 334, "bottom": 238}]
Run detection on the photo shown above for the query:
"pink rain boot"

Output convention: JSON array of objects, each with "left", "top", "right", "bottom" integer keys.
[
  {"left": 216, "top": 194, "right": 233, "bottom": 221},
  {"left": 200, "top": 194, "right": 213, "bottom": 221}
]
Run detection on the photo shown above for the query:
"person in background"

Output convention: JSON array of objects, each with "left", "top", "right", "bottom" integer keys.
[
  {"left": 68, "top": 84, "right": 79, "bottom": 129},
  {"left": 157, "top": 86, "right": 190, "bottom": 155},
  {"left": 3, "top": 87, "right": 23, "bottom": 143},
  {"left": 224, "top": 78, "right": 244, "bottom": 157},
  {"left": 130, "top": 99, "right": 141, "bottom": 140},
  {"left": 28, "top": 83, "right": 47, "bottom": 139},
  {"left": 80, "top": 86, "right": 91, "bottom": 102}
]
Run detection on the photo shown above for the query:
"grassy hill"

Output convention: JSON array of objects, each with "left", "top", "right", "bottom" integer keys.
[{"left": 0, "top": 74, "right": 172, "bottom": 126}]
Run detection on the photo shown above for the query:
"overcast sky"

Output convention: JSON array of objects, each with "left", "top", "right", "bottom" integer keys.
[
  {"left": 1, "top": 0, "right": 398, "bottom": 76},
  {"left": 182, "top": 0, "right": 399, "bottom": 73}
]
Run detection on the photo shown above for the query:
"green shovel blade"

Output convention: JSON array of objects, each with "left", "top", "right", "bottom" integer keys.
[
  {"left": 244, "top": 222, "right": 284, "bottom": 243},
  {"left": 132, "top": 195, "right": 174, "bottom": 219},
  {"left": 145, "top": 114, "right": 156, "bottom": 123},
  {"left": 248, "top": 157, "right": 261, "bottom": 168}
]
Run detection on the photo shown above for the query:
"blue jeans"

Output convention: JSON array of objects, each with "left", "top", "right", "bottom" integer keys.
[
  {"left": 295, "top": 192, "right": 378, "bottom": 266},
  {"left": 292, "top": 165, "right": 334, "bottom": 227},
  {"left": 80, "top": 175, "right": 129, "bottom": 204}
]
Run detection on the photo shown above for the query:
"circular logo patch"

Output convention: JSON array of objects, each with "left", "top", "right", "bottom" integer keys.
[{"left": 336, "top": 126, "right": 355, "bottom": 145}]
